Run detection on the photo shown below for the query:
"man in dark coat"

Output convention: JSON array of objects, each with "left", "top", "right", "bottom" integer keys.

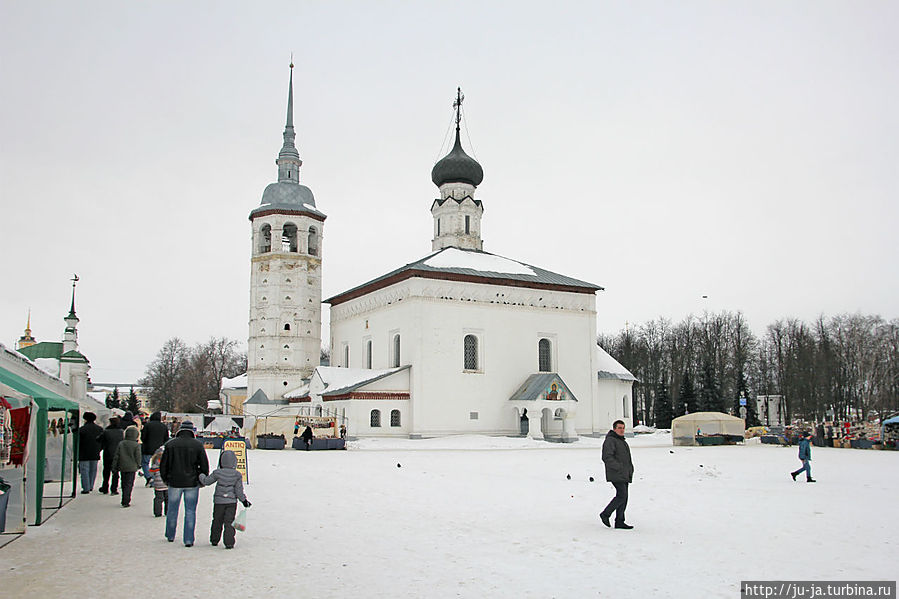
[
  {"left": 790, "top": 432, "right": 816, "bottom": 482},
  {"left": 160, "top": 420, "right": 209, "bottom": 547},
  {"left": 140, "top": 411, "right": 169, "bottom": 485},
  {"left": 98, "top": 416, "right": 124, "bottom": 494},
  {"left": 77, "top": 412, "right": 104, "bottom": 494},
  {"left": 599, "top": 420, "right": 635, "bottom": 530}
]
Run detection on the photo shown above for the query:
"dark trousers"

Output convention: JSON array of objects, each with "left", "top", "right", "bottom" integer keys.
[
  {"left": 154, "top": 489, "right": 168, "bottom": 516},
  {"left": 601, "top": 482, "right": 629, "bottom": 524},
  {"left": 120, "top": 471, "right": 136, "bottom": 506},
  {"left": 211, "top": 503, "right": 238, "bottom": 548},
  {"left": 100, "top": 461, "right": 119, "bottom": 493}
]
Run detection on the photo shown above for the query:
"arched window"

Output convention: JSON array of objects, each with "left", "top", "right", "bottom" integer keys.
[
  {"left": 282, "top": 222, "right": 298, "bottom": 252},
  {"left": 538, "top": 338, "right": 552, "bottom": 372},
  {"left": 344, "top": 344, "right": 349, "bottom": 368},
  {"left": 284, "top": 323, "right": 291, "bottom": 331},
  {"left": 465, "top": 215, "right": 470, "bottom": 234},
  {"left": 260, "top": 224, "right": 272, "bottom": 253},
  {"left": 370, "top": 409, "right": 381, "bottom": 428},
  {"left": 366, "top": 340, "right": 372, "bottom": 369},
  {"left": 463, "top": 335, "right": 478, "bottom": 370},
  {"left": 623, "top": 395, "right": 629, "bottom": 418},
  {"left": 390, "top": 409, "right": 401, "bottom": 427},
  {"left": 392, "top": 334, "right": 401, "bottom": 368},
  {"left": 308, "top": 226, "right": 318, "bottom": 256}
]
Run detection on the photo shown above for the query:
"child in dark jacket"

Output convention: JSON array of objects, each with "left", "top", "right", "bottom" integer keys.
[
  {"left": 111, "top": 426, "right": 142, "bottom": 507},
  {"left": 149, "top": 445, "right": 168, "bottom": 516},
  {"left": 199, "top": 450, "right": 250, "bottom": 549}
]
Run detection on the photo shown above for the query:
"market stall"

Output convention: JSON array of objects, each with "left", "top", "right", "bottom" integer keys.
[
  {"left": 0, "top": 366, "right": 79, "bottom": 525},
  {"left": 672, "top": 412, "right": 745, "bottom": 446},
  {"left": 880, "top": 416, "right": 899, "bottom": 449},
  {"left": 0, "top": 383, "right": 38, "bottom": 543}
]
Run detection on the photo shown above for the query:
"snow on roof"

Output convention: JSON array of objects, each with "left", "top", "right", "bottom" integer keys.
[
  {"left": 285, "top": 382, "right": 310, "bottom": 399},
  {"left": 595, "top": 345, "right": 636, "bottom": 381},
  {"left": 222, "top": 373, "right": 248, "bottom": 389},
  {"left": 423, "top": 247, "right": 536, "bottom": 275},
  {"left": 34, "top": 357, "right": 60, "bottom": 377},
  {"left": 316, "top": 366, "right": 407, "bottom": 395}
]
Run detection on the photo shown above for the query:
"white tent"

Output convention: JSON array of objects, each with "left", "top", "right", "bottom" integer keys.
[{"left": 671, "top": 412, "right": 745, "bottom": 446}]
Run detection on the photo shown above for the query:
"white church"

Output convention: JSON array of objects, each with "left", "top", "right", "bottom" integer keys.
[{"left": 242, "top": 67, "right": 634, "bottom": 440}]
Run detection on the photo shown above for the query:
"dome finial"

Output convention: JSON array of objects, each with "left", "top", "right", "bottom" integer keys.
[
  {"left": 431, "top": 87, "right": 483, "bottom": 188},
  {"left": 453, "top": 87, "right": 464, "bottom": 133}
]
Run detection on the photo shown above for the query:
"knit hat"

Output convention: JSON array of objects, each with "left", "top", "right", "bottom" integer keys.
[{"left": 178, "top": 420, "right": 197, "bottom": 436}]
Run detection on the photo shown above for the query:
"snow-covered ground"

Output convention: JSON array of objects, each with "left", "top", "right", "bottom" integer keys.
[{"left": 2, "top": 433, "right": 895, "bottom": 598}]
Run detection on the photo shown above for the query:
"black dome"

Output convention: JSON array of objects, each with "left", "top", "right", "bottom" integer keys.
[{"left": 431, "top": 130, "right": 484, "bottom": 187}]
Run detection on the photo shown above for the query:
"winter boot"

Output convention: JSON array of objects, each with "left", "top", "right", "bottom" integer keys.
[
  {"left": 806, "top": 478, "right": 816, "bottom": 483},
  {"left": 791, "top": 472, "right": 797, "bottom": 481}
]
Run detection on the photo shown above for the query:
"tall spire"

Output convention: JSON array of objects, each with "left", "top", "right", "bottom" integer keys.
[
  {"left": 17, "top": 309, "right": 36, "bottom": 350},
  {"left": 68, "top": 274, "right": 79, "bottom": 318},
  {"left": 277, "top": 60, "right": 302, "bottom": 183}
]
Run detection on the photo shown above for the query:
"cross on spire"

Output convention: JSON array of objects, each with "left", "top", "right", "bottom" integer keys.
[{"left": 453, "top": 87, "right": 464, "bottom": 131}]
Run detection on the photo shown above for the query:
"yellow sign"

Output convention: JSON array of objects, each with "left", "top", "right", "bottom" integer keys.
[{"left": 222, "top": 439, "right": 249, "bottom": 484}]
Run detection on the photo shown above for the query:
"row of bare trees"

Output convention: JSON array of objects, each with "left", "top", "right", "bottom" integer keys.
[
  {"left": 599, "top": 312, "right": 898, "bottom": 428},
  {"left": 139, "top": 337, "right": 246, "bottom": 413}
]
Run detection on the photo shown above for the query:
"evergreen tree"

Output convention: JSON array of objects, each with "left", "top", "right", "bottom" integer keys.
[
  {"left": 698, "top": 359, "right": 725, "bottom": 412},
  {"left": 680, "top": 371, "right": 698, "bottom": 414},
  {"left": 106, "top": 386, "right": 121, "bottom": 410},
  {"left": 127, "top": 386, "right": 140, "bottom": 414},
  {"left": 654, "top": 381, "right": 673, "bottom": 428}
]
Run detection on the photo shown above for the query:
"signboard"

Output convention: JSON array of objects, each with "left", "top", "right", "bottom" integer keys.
[
  {"left": 739, "top": 397, "right": 747, "bottom": 406},
  {"left": 222, "top": 439, "right": 248, "bottom": 484}
]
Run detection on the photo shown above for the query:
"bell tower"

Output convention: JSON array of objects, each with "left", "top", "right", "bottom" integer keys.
[{"left": 247, "top": 63, "right": 327, "bottom": 403}]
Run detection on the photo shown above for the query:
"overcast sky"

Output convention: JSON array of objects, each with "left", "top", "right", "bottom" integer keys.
[{"left": 2, "top": 1, "right": 896, "bottom": 384}]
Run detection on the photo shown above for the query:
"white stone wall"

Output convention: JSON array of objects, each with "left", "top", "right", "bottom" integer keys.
[
  {"left": 248, "top": 213, "right": 323, "bottom": 402},
  {"left": 330, "top": 278, "right": 610, "bottom": 437},
  {"left": 431, "top": 185, "right": 483, "bottom": 251}
]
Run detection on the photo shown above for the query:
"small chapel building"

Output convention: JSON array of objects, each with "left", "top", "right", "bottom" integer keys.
[{"left": 244, "top": 72, "right": 634, "bottom": 440}]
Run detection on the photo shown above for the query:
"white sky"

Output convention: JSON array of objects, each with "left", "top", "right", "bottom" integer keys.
[{"left": 2, "top": 1, "right": 897, "bottom": 384}]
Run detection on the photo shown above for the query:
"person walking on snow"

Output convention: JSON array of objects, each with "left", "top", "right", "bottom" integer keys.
[
  {"left": 98, "top": 416, "right": 123, "bottom": 494},
  {"left": 791, "top": 431, "right": 816, "bottom": 483},
  {"left": 599, "top": 420, "right": 635, "bottom": 530},
  {"left": 77, "top": 412, "right": 104, "bottom": 494},
  {"left": 160, "top": 420, "right": 209, "bottom": 547},
  {"left": 199, "top": 450, "right": 251, "bottom": 549},
  {"left": 140, "top": 411, "right": 169, "bottom": 486},
  {"left": 149, "top": 445, "right": 168, "bottom": 517},
  {"left": 111, "top": 426, "right": 141, "bottom": 507}
]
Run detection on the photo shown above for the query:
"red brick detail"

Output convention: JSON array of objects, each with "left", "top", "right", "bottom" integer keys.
[
  {"left": 288, "top": 396, "right": 311, "bottom": 403},
  {"left": 323, "top": 392, "right": 410, "bottom": 402}
]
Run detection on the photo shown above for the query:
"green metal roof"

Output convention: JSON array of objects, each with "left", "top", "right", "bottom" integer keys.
[{"left": 17, "top": 342, "right": 63, "bottom": 360}]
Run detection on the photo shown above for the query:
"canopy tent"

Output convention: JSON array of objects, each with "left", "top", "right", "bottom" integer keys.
[
  {"left": 0, "top": 383, "right": 37, "bottom": 542},
  {"left": 0, "top": 366, "right": 79, "bottom": 525},
  {"left": 672, "top": 412, "right": 745, "bottom": 446},
  {"left": 881, "top": 415, "right": 899, "bottom": 448}
]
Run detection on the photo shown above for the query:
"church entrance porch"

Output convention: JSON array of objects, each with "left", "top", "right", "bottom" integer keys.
[{"left": 509, "top": 373, "right": 579, "bottom": 442}]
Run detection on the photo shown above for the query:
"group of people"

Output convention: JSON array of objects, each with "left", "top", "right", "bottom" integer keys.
[{"left": 77, "top": 412, "right": 251, "bottom": 549}]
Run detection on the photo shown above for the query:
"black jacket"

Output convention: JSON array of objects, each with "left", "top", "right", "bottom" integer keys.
[
  {"left": 98, "top": 424, "right": 125, "bottom": 465},
  {"left": 160, "top": 431, "right": 209, "bottom": 488},
  {"left": 141, "top": 414, "right": 169, "bottom": 455},
  {"left": 78, "top": 422, "right": 104, "bottom": 460},
  {"left": 602, "top": 429, "right": 634, "bottom": 483}
]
